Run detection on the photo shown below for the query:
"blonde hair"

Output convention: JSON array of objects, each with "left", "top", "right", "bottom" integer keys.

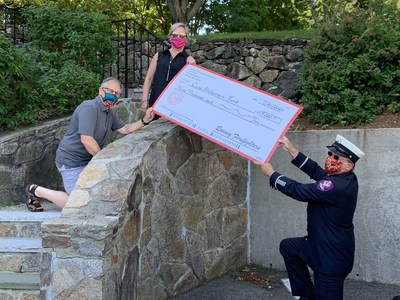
[{"left": 168, "top": 23, "right": 190, "bottom": 37}]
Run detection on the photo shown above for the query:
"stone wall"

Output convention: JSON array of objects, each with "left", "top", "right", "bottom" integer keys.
[
  {"left": 2, "top": 95, "right": 399, "bottom": 299},
  {"left": 2, "top": 23, "right": 308, "bottom": 100},
  {"left": 113, "top": 38, "right": 309, "bottom": 101},
  {"left": 1, "top": 36, "right": 308, "bottom": 206},
  {"left": 41, "top": 119, "right": 249, "bottom": 299},
  {"left": 0, "top": 96, "right": 248, "bottom": 299},
  {"left": 0, "top": 118, "right": 69, "bottom": 205},
  {"left": 0, "top": 98, "right": 141, "bottom": 207},
  {"left": 190, "top": 38, "right": 308, "bottom": 101}
]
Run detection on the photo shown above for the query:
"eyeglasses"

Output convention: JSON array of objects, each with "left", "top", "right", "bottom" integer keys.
[
  {"left": 327, "top": 151, "right": 340, "bottom": 160},
  {"left": 102, "top": 87, "right": 121, "bottom": 98},
  {"left": 328, "top": 151, "right": 353, "bottom": 164},
  {"left": 171, "top": 32, "right": 187, "bottom": 38}
]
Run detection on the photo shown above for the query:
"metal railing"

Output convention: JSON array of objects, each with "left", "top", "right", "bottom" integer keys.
[
  {"left": 0, "top": 5, "right": 28, "bottom": 45},
  {"left": 110, "top": 18, "right": 169, "bottom": 98}
]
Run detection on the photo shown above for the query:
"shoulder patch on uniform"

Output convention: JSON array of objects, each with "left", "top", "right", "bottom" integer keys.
[{"left": 317, "top": 180, "right": 334, "bottom": 191}]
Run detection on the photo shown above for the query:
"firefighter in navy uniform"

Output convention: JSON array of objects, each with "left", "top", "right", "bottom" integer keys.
[{"left": 255, "top": 134, "right": 365, "bottom": 300}]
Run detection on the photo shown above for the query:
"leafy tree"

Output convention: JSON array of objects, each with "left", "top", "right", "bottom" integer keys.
[
  {"left": 266, "top": 0, "right": 310, "bottom": 30},
  {"left": 305, "top": 0, "right": 392, "bottom": 28},
  {"left": 208, "top": 0, "right": 269, "bottom": 32},
  {"left": 152, "top": 0, "right": 172, "bottom": 34},
  {"left": 205, "top": 0, "right": 309, "bottom": 33},
  {"left": 306, "top": 0, "right": 351, "bottom": 28},
  {"left": 189, "top": 1, "right": 209, "bottom": 35}
]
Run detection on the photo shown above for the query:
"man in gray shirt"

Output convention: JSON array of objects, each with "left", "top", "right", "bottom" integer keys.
[{"left": 26, "top": 77, "right": 155, "bottom": 211}]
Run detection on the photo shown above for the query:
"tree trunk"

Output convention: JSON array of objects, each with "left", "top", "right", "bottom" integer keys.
[
  {"left": 167, "top": 0, "right": 205, "bottom": 24},
  {"left": 154, "top": 0, "right": 170, "bottom": 34},
  {"left": 308, "top": 0, "right": 320, "bottom": 28}
]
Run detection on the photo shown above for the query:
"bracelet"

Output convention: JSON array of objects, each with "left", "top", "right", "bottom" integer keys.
[
  {"left": 141, "top": 118, "right": 149, "bottom": 126},
  {"left": 141, "top": 99, "right": 148, "bottom": 102}
]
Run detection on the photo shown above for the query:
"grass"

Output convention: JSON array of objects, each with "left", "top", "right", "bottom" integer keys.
[
  {"left": 193, "top": 28, "right": 320, "bottom": 40},
  {"left": 122, "top": 28, "right": 320, "bottom": 41}
]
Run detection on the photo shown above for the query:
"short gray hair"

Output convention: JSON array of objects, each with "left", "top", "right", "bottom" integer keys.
[
  {"left": 100, "top": 77, "right": 123, "bottom": 91},
  {"left": 168, "top": 23, "right": 190, "bottom": 37}
]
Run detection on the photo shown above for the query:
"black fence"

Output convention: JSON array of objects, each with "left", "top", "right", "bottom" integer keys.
[
  {"left": 0, "top": 5, "right": 29, "bottom": 45},
  {"left": 110, "top": 18, "right": 169, "bottom": 98}
]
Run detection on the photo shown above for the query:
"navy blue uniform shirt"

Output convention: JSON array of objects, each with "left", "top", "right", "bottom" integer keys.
[{"left": 269, "top": 152, "right": 358, "bottom": 275}]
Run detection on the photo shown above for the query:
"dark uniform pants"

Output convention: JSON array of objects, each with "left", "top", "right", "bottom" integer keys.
[{"left": 280, "top": 237, "right": 347, "bottom": 300}]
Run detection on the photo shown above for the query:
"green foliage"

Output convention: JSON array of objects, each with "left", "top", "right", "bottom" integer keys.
[
  {"left": 299, "top": 0, "right": 400, "bottom": 127},
  {"left": 306, "top": 0, "right": 399, "bottom": 28},
  {"left": 0, "top": 6, "right": 109, "bottom": 130},
  {"left": 1, "top": 0, "right": 171, "bottom": 35},
  {"left": 205, "top": 0, "right": 309, "bottom": 33},
  {"left": 30, "top": 50, "right": 100, "bottom": 116},
  {"left": 305, "top": 0, "right": 360, "bottom": 28},
  {"left": 22, "top": 6, "right": 113, "bottom": 75},
  {"left": 209, "top": 0, "right": 269, "bottom": 32},
  {"left": 0, "top": 33, "right": 39, "bottom": 128},
  {"left": 217, "top": 270, "right": 227, "bottom": 278}
]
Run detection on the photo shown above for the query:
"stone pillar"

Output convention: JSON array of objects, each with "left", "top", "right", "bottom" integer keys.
[{"left": 41, "top": 120, "right": 249, "bottom": 299}]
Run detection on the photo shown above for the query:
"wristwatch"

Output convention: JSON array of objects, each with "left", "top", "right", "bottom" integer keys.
[{"left": 141, "top": 118, "right": 149, "bottom": 126}]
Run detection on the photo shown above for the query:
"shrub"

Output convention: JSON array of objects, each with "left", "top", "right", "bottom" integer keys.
[
  {"left": 0, "top": 6, "right": 112, "bottom": 130},
  {"left": 299, "top": 1, "right": 400, "bottom": 127},
  {"left": 0, "top": 33, "right": 39, "bottom": 129},
  {"left": 22, "top": 6, "right": 114, "bottom": 76},
  {"left": 36, "top": 57, "right": 100, "bottom": 117}
]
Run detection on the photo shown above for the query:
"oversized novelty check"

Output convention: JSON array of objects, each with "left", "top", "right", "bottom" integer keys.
[{"left": 153, "top": 64, "right": 302, "bottom": 163}]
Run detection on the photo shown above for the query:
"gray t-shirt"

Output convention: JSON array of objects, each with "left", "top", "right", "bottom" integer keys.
[{"left": 55, "top": 96, "right": 125, "bottom": 167}]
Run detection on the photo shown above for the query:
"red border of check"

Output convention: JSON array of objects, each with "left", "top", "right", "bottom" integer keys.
[{"left": 153, "top": 64, "right": 303, "bottom": 163}]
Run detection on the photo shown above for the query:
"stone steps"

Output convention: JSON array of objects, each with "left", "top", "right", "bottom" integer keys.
[
  {"left": 0, "top": 208, "right": 62, "bottom": 299},
  {"left": 0, "top": 288, "right": 40, "bottom": 300},
  {"left": 0, "top": 271, "right": 40, "bottom": 289},
  {"left": 0, "top": 237, "right": 42, "bottom": 273}
]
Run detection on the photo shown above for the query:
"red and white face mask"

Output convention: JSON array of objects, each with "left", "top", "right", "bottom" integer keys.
[{"left": 324, "top": 155, "right": 343, "bottom": 174}]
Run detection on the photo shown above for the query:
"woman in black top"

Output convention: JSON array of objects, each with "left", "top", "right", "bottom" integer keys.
[{"left": 141, "top": 23, "right": 196, "bottom": 118}]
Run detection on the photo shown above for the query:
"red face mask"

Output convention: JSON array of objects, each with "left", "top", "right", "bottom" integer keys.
[
  {"left": 324, "top": 156, "right": 343, "bottom": 174},
  {"left": 170, "top": 37, "right": 187, "bottom": 49}
]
